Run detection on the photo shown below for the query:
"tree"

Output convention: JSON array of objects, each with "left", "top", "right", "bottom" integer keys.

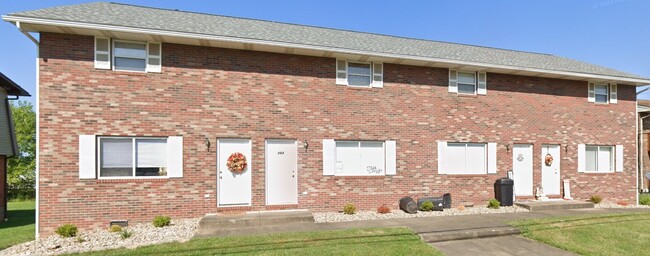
[{"left": 7, "top": 100, "right": 35, "bottom": 200}]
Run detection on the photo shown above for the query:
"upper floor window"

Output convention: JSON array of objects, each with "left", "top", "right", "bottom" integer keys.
[
  {"left": 588, "top": 82, "right": 617, "bottom": 104},
  {"left": 336, "top": 59, "right": 383, "bottom": 88},
  {"left": 94, "top": 37, "right": 161, "bottom": 73},
  {"left": 449, "top": 70, "right": 487, "bottom": 95}
]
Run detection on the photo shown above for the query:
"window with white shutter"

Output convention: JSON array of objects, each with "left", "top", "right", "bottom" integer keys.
[
  {"left": 94, "top": 37, "right": 162, "bottom": 73},
  {"left": 335, "top": 59, "right": 383, "bottom": 88},
  {"left": 589, "top": 82, "right": 616, "bottom": 104},
  {"left": 92, "top": 136, "right": 182, "bottom": 179},
  {"left": 94, "top": 37, "right": 111, "bottom": 69},
  {"left": 449, "top": 70, "right": 487, "bottom": 95}
]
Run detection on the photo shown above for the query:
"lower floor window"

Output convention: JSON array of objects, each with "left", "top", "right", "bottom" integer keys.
[
  {"left": 446, "top": 143, "right": 486, "bottom": 174},
  {"left": 585, "top": 145, "right": 613, "bottom": 172},
  {"left": 99, "top": 137, "right": 168, "bottom": 177},
  {"left": 335, "top": 141, "right": 385, "bottom": 175}
]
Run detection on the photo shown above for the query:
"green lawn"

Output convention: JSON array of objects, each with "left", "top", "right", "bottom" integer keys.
[
  {"left": 0, "top": 200, "right": 35, "bottom": 250},
  {"left": 511, "top": 212, "right": 650, "bottom": 256},
  {"left": 68, "top": 227, "right": 441, "bottom": 256}
]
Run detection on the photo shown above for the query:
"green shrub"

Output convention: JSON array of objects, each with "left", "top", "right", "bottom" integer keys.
[
  {"left": 640, "top": 194, "right": 650, "bottom": 206},
  {"left": 488, "top": 199, "right": 501, "bottom": 209},
  {"left": 56, "top": 224, "right": 78, "bottom": 238},
  {"left": 76, "top": 237, "right": 86, "bottom": 243},
  {"left": 343, "top": 203, "right": 356, "bottom": 215},
  {"left": 419, "top": 201, "right": 434, "bottom": 211},
  {"left": 152, "top": 216, "right": 172, "bottom": 228},
  {"left": 109, "top": 225, "right": 123, "bottom": 233},
  {"left": 120, "top": 230, "right": 133, "bottom": 239},
  {"left": 590, "top": 195, "right": 602, "bottom": 204}
]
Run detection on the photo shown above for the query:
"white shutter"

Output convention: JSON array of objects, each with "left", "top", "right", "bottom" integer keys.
[
  {"left": 336, "top": 59, "right": 347, "bottom": 85},
  {"left": 385, "top": 140, "right": 396, "bottom": 175},
  {"left": 437, "top": 141, "right": 447, "bottom": 174},
  {"left": 477, "top": 72, "right": 487, "bottom": 95},
  {"left": 94, "top": 37, "right": 111, "bottom": 69},
  {"left": 166, "top": 136, "right": 183, "bottom": 178},
  {"left": 610, "top": 83, "right": 618, "bottom": 104},
  {"left": 487, "top": 143, "right": 497, "bottom": 174},
  {"left": 372, "top": 63, "right": 383, "bottom": 88},
  {"left": 146, "top": 42, "right": 162, "bottom": 73},
  {"left": 448, "top": 70, "right": 458, "bottom": 93},
  {"left": 615, "top": 145, "right": 624, "bottom": 173},
  {"left": 577, "top": 144, "right": 585, "bottom": 173},
  {"left": 323, "top": 139, "right": 336, "bottom": 175},
  {"left": 588, "top": 83, "right": 595, "bottom": 102},
  {"left": 79, "top": 135, "right": 97, "bottom": 179}
]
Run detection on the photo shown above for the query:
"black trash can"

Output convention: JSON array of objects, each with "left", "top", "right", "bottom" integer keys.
[
  {"left": 442, "top": 193, "right": 452, "bottom": 209},
  {"left": 399, "top": 196, "right": 418, "bottom": 214},
  {"left": 494, "top": 178, "right": 514, "bottom": 206}
]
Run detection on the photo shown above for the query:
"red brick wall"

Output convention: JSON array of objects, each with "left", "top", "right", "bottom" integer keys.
[{"left": 37, "top": 32, "right": 637, "bottom": 236}]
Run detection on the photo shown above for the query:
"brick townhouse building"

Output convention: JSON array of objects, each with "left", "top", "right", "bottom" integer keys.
[{"left": 4, "top": 2, "right": 649, "bottom": 236}]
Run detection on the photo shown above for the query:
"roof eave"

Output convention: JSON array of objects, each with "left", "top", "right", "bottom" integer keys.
[
  {"left": 0, "top": 72, "right": 31, "bottom": 97},
  {"left": 5, "top": 15, "right": 650, "bottom": 86}
]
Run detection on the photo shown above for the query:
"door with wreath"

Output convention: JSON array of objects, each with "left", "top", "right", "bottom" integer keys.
[{"left": 217, "top": 138, "right": 252, "bottom": 206}]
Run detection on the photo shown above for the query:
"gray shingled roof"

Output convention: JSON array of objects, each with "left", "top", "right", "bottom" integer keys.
[{"left": 5, "top": 2, "right": 648, "bottom": 81}]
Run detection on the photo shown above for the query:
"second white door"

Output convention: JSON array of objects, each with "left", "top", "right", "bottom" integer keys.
[
  {"left": 541, "top": 144, "right": 561, "bottom": 195},
  {"left": 512, "top": 144, "right": 533, "bottom": 196},
  {"left": 266, "top": 140, "right": 298, "bottom": 205}
]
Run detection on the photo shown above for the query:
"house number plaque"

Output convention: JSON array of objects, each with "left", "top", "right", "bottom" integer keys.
[{"left": 517, "top": 154, "right": 524, "bottom": 162}]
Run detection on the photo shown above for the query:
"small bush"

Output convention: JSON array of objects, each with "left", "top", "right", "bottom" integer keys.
[
  {"left": 56, "top": 224, "right": 78, "bottom": 238},
  {"left": 109, "top": 225, "right": 123, "bottom": 233},
  {"left": 377, "top": 205, "right": 391, "bottom": 214},
  {"left": 488, "top": 199, "right": 500, "bottom": 209},
  {"left": 456, "top": 205, "right": 465, "bottom": 211},
  {"left": 152, "top": 216, "right": 171, "bottom": 228},
  {"left": 76, "top": 237, "right": 86, "bottom": 243},
  {"left": 590, "top": 195, "right": 602, "bottom": 204},
  {"left": 419, "top": 201, "right": 434, "bottom": 211},
  {"left": 617, "top": 201, "right": 629, "bottom": 206},
  {"left": 120, "top": 230, "right": 133, "bottom": 239},
  {"left": 343, "top": 203, "right": 356, "bottom": 215},
  {"left": 639, "top": 194, "right": 650, "bottom": 206}
]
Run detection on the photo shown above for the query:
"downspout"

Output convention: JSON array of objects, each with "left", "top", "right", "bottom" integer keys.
[
  {"left": 14, "top": 21, "right": 40, "bottom": 238},
  {"left": 640, "top": 114, "right": 650, "bottom": 193},
  {"left": 4, "top": 98, "right": 17, "bottom": 222}
]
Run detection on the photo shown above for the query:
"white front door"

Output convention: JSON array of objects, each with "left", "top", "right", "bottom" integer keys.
[
  {"left": 512, "top": 144, "right": 533, "bottom": 196},
  {"left": 265, "top": 140, "right": 298, "bottom": 205},
  {"left": 541, "top": 144, "right": 561, "bottom": 195},
  {"left": 217, "top": 139, "right": 252, "bottom": 206}
]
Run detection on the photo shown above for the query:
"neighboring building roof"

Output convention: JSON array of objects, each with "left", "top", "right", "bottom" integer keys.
[
  {"left": 638, "top": 100, "right": 650, "bottom": 112},
  {"left": 4, "top": 2, "right": 650, "bottom": 85},
  {"left": 0, "top": 72, "right": 30, "bottom": 97}
]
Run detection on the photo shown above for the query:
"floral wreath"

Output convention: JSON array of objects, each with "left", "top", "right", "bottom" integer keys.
[
  {"left": 544, "top": 154, "right": 553, "bottom": 167},
  {"left": 227, "top": 152, "right": 247, "bottom": 173}
]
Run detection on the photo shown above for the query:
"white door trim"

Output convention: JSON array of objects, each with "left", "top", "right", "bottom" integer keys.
[
  {"left": 265, "top": 139, "right": 298, "bottom": 205},
  {"left": 217, "top": 138, "right": 252, "bottom": 207}
]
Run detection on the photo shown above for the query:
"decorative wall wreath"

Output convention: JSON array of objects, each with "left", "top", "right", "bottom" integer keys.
[
  {"left": 227, "top": 152, "right": 247, "bottom": 173},
  {"left": 544, "top": 154, "right": 554, "bottom": 167}
]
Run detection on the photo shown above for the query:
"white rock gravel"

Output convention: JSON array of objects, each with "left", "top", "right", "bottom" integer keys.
[
  {"left": 0, "top": 218, "right": 199, "bottom": 256},
  {"left": 594, "top": 202, "right": 650, "bottom": 209},
  {"left": 313, "top": 206, "right": 529, "bottom": 223}
]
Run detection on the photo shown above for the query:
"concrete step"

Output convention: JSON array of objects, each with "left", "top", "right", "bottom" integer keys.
[
  {"left": 514, "top": 200, "right": 594, "bottom": 211},
  {"left": 195, "top": 221, "right": 320, "bottom": 238},
  {"left": 196, "top": 210, "right": 315, "bottom": 237},
  {"left": 420, "top": 227, "right": 521, "bottom": 243}
]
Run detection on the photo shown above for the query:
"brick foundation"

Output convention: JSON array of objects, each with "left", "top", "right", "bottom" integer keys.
[{"left": 37, "top": 32, "right": 637, "bottom": 236}]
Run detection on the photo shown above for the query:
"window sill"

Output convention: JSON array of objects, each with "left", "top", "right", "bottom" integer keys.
[
  {"left": 332, "top": 175, "right": 387, "bottom": 179},
  {"left": 580, "top": 171, "right": 616, "bottom": 174},
  {"left": 455, "top": 93, "right": 478, "bottom": 98},
  {"left": 97, "top": 177, "right": 170, "bottom": 183},
  {"left": 439, "top": 173, "right": 491, "bottom": 176}
]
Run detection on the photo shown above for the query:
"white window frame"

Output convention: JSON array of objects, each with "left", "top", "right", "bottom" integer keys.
[
  {"left": 584, "top": 145, "right": 615, "bottom": 173},
  {"left": 112, "top": 40, "right": 148, "bottom": 73},
  {"left": 457, "top": 71, "right": 477, "bottom": 95},
  {"left": 334, "top": 140, "right": 386, "bottom": 176},
  {"left": 594, "top": 83, "right": 609, "bottom": 104},
  {"left": 446, "top": 142, "right": 487, "bottom": 175},
  {"left": 346, "top": 61, "right": 373, "bottom": 87},
  {"left": 97, "top": 136, "right": 169, "bottom": 179}
]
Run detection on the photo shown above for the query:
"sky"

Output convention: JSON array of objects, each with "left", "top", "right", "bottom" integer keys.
[{"left": 1, "top": 0, "right": 650, "bottom": 106}]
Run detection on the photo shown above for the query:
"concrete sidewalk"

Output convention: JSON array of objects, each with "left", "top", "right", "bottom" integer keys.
[{"left": 198, "top": 208, "right": 650, "bottom": 255}]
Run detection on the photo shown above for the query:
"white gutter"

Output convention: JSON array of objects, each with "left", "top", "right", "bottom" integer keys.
[
  {"left": 4, "top": 15, "right": 650, "bottom": 86},
  {"left": 15, "top": 21, "right": 39, "bottom": 46}
]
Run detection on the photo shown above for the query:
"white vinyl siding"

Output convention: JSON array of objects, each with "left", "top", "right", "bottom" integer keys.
[
  {"left": 585, "top": 145, "right": 614, "bottom": 173},
  {"left": 334, "top": 141, "right": 386, "bottom": 176},
  {"left": 336, "top": 59, "right": 383, "bottom": 88},
  {"left": 444, "top": 143, "right": 487, "bottom": 174}
]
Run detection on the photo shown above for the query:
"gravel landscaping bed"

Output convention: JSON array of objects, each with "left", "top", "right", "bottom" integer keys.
[
  {"left": 595, "top": 202, "right": 650, "bottom": 209},
  {"left": 314, "top": 206, "right": 529, "bottom": 223},
  {"left": 0, "top": 218, "right": 199, "bottom": 256}
]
